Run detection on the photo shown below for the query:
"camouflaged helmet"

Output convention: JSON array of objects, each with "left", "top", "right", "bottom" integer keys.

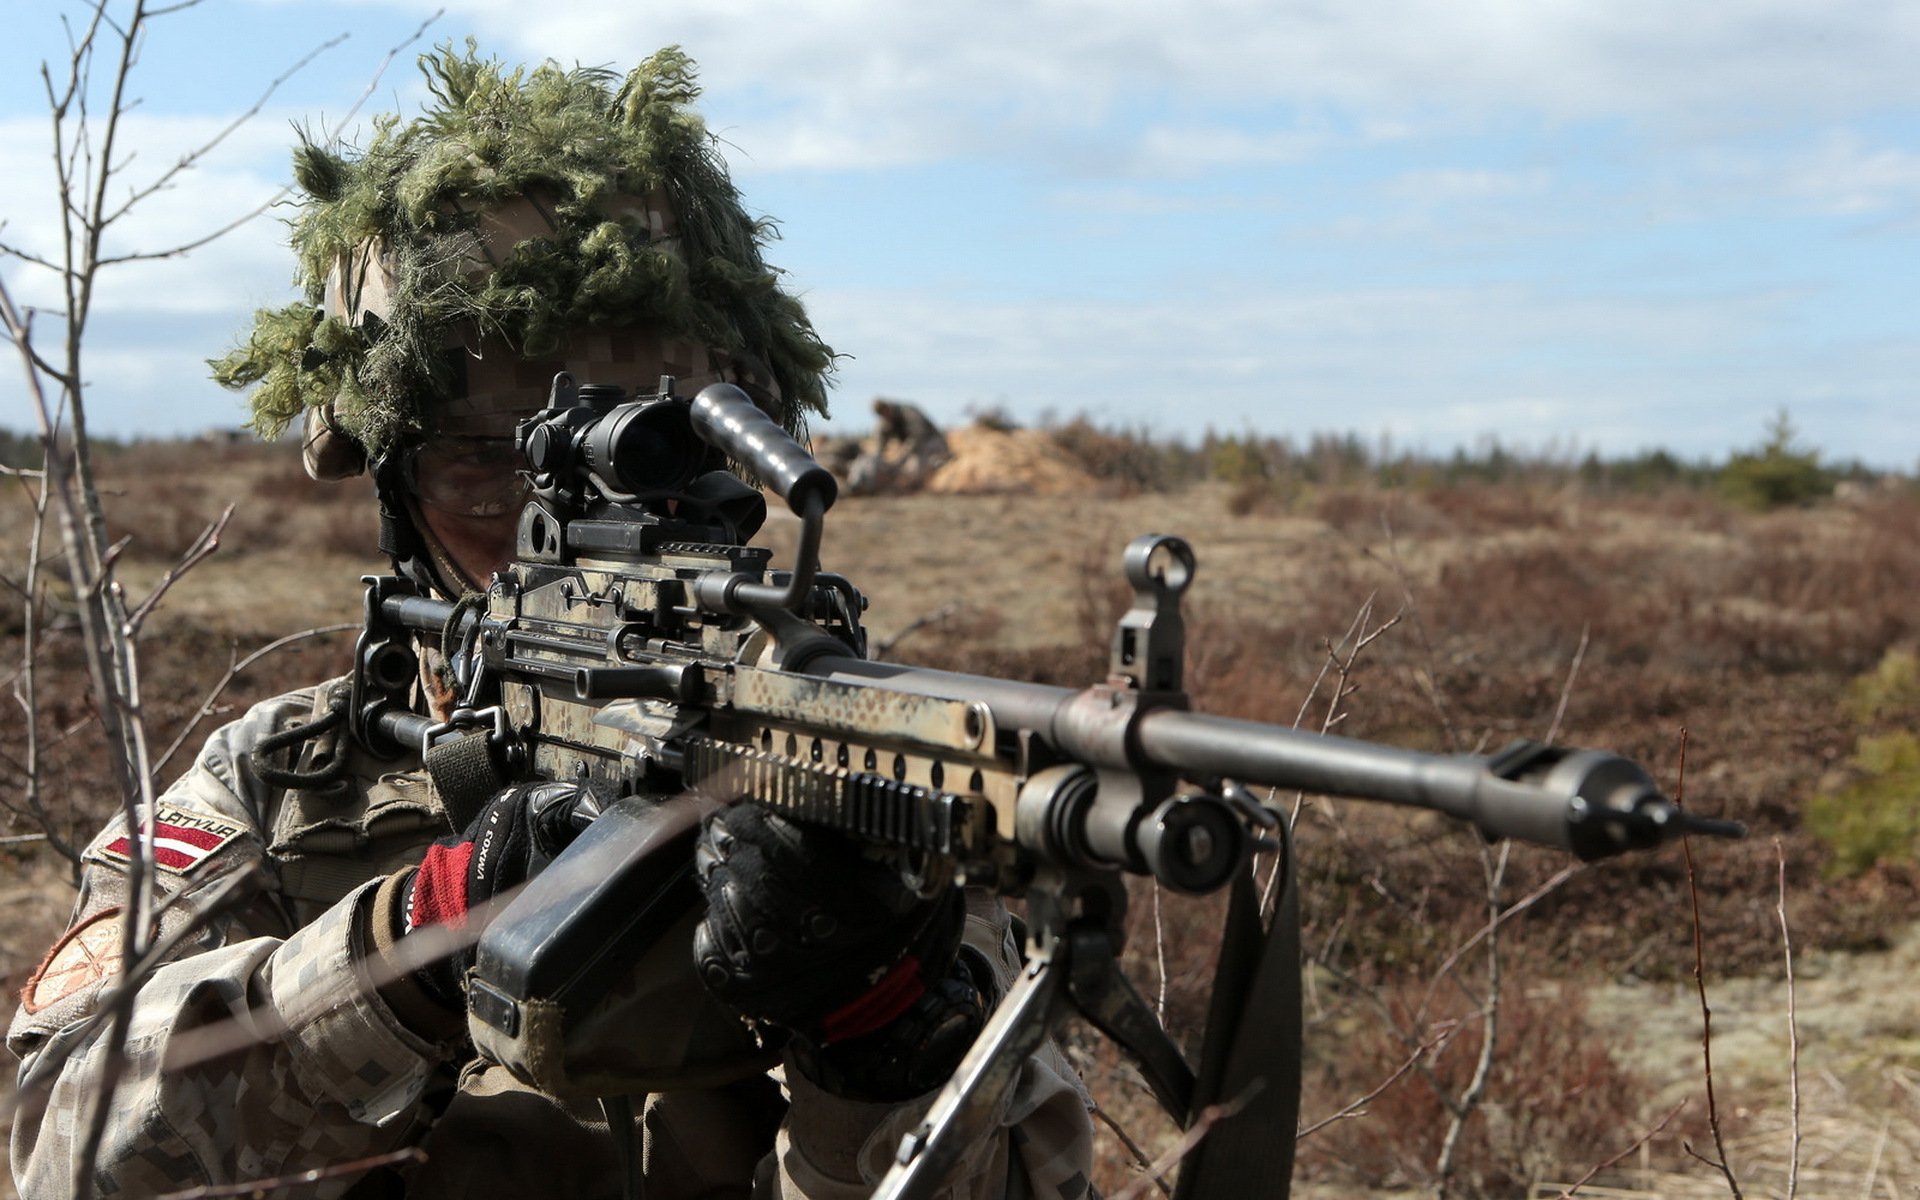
[{"left": 212, "top": 41, "right": 834, "bottom": 480}]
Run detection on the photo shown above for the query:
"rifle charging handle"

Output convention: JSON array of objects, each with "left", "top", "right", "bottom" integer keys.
[{"left": 691, "top": 384, "right": 837, "bottom": 516}]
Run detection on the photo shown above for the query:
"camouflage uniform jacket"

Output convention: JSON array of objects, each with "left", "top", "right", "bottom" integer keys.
[{"left": 8, "top": 677, "right": 1097, "bottom": 1199}]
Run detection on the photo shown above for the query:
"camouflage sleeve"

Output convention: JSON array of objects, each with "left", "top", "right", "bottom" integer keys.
[
  {"left": 765, "top": 890, "right": 1097, "bottom": 1200},
  {"left": 7, "top": 688, "right": 454, "bottom": 1198}
]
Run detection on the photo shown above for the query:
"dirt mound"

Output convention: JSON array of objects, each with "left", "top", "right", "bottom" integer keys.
[{"left": 923, "top": 424, "right": 1099, "bottom": 495}]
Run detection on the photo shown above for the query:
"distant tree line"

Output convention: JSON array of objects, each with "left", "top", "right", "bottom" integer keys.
[
  {"left": 1007, "top": 406, "right": 1882, "bottom": 510},
  {"left": 0, "top": 407, "right": 1887, "bottom": 510}
]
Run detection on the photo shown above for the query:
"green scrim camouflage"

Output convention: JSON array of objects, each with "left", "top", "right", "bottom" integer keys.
[
  {"left": 209, "top": 42, "right": 835, "bottom": 460},
  {"left": 8, "top": 680, "right": 1093, "bottom": 1199}
]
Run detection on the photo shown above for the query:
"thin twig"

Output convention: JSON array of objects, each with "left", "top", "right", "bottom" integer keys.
[
  {"left": 9, "top": 393, "right": 82, "bottom": 871},
  {"left": 1543, "top": 622, "right": 1591, "bottom": 745},
  {"left": 1413, "top": 861, "right": 1581, "bottom": 1027},
  {"left": 1366, "top": 508, "right": 1460, "bottom": 752},
  {"left": 1151, "top": 879, "right": 1168, "bottom": 1023},
  {"left": 1433, "top": 840, "right": 1510, "bottom": 1198},
  {"left": 1296, "top": 1026, "right": 1451, "bottom": 1141},
  {"left": 1107, "top": 1081, "right": 1265, "bottom": 1200},
  {"left": 1775, "top": 837, "right": 1801, "bottom": 1200},
  {"left": 152, "top": 623, "right": 360, "bottom": 777},
  {"left": 1677, "top": 726, "right": 1744, "bottom": 1199},
  {"left": 1265, "top": 593, "right": 1401, "bottom": 911},
  {"left": 1089, "top": 1103, "right": 1174, "bottom": 1199},
  {"left": 154, "top": 1147, "right": 428, "bottom": 1199},
  {"left": 1856, "top": 1114, "right": 1891, "bottom": 1200},
  {"left": 9, "top": 860, "right": 565, "bottom": 1126},
  {"left": 1547, "top": 1101, "right": 1687, "bottom": 1198},
  {"left": 873, "top": 601, "right": 961, "bottom": 660},
  {"left": 124, "top": 506, "right": 231, "bottom": 633},
  {"left": 327, "top": 9, "right": 444, "bottom": 141}
]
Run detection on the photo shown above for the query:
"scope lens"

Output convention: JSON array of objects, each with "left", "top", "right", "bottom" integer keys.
[{"left": 586, "top": 399, "right": 706, "bottom": 494}]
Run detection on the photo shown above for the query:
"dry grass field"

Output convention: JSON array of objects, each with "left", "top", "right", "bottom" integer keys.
[{"left": 4, "top": 435, "right": 1919, "bottom": 1197}]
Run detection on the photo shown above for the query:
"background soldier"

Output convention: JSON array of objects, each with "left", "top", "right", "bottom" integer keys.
[
  {"left": 9, "top": 43, "right": 1093, "bottom": 1199},
  {"left": 847, "top": 399, "right": 952, "bottom": 494}
]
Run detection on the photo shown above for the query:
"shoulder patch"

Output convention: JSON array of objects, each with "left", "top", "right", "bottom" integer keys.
[
  {"left": 22, "top": 907, "right": 124, "bottom": 1014},
  {"left": 94, "top": 805, "right": 249, "bottom": 877}
]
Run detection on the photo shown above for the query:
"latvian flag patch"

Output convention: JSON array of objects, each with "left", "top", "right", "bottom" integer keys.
[{"left": 94, "top": 806, "right": 248, "bottom": 876}]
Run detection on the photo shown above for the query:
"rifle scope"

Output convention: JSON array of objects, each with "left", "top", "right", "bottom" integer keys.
[{"left": 519, "top": 381, "right": 713, "bottom": 498}]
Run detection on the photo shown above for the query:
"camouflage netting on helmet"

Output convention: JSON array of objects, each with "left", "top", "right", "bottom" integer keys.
[{"left": 212, "top": 41, "right": 834, "bottom": 458}]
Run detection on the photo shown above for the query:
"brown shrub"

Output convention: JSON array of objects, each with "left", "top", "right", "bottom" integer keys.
[
  {"left": 1046, "top": 418, "right": 1181, "bottom": 494},
  {"left": 1419, "top": 481, "right": 1569, "bottom": 535},
  {"left": 1295, "top": 972, "right": 1649, "bottom": 1196}
]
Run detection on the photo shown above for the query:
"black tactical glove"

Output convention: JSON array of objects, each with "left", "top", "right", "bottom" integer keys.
[
  {"left": 373, "top": 780, "right": 595, "bottom": 1026},
  {"left": 691, "top": 802, "right": 988, "bottom": 1100}
]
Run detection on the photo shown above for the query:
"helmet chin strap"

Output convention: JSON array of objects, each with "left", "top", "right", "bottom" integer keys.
[{"left": 372, "top": 451, "right": 477, "bottom": 601}]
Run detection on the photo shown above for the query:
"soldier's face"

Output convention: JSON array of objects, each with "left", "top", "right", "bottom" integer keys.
[
  {"left": 409, "top": 435, "right": 528, "bottom": 585},
  {"left": 419, "top": 502, "right": 519, "bottom": 587}
]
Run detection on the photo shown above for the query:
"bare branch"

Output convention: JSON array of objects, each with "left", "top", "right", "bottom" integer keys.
[
  {"left": 873, "top": 601, "right": 961, "bottom": 661},
  {"left": 329, "top": 9, "right": 445, "bottom": 135},
  {"left": 1413, "top": 861, "right": 1581, "bottom": 1028},
  {"left": 1774, "top": 837, "right": 1801, "bottom": 1200},
  {"left": 1089, "top": 1103, "right": 1174, "bottom": 1199},
  {"left": 11, "top": 863, "right": 272, "bottom": 1114},
  {"left": 1547, "top": 1101, "right": 1686, "bottom": 1198},
  {"left": 1296, "top": 1025, "right": 1451, "bottom": 1142},
  {"left": 123, "top": 505, "right": 232, "bottom": 634},
  {"left": 1543, "top": 622, "right": 1591, "bottom": 746},
  {"left": 1364, "top": 508, "right": 1461, "bottom": 752},
  {"left": 1107, "top": 1081, "right": 1265, "bottom": 1200},
  {"left": 1857, "top": 1114, "right": 1892, "bottom": 1200},
  {"left": 1266, "top": 592, "right": 1402, "bottom": 910},
  {"left": 152, "top": 622, "right": 359, "bottom": 777},
  {"left": 1678, "top": 727, "right": 1744, "bottom": 1199},
  {"left": 154, "top": 1148, "right": 428, "bottom": 1200},
  {"left": 1433, "top": 841, "right": 1511, "bottom": 1197},
  {"left": 99, "top": 33, "right": 350, "bottom": 231},
  {"left": 0, "top": 238, "right": 65, "bottom": 273}
]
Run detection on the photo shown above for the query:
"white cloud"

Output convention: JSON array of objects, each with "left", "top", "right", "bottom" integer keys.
[
  {"left": 1781, "top": 130, "right": 1920, "bottom": 218},
  {"left": 335, "top": 0, "right": 1920, "bottom": 175},
  {"left": 1386, "top": 168, "right": 1553, "bottom": 203},
  {"left": 0, "top": 112, "right": 302, "bottom": 317},
  {"left": 800, "top": 277, "right": 1916, "bottom": 463}
]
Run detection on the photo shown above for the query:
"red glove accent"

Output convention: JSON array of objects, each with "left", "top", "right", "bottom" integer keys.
[
  {"left": 408, "top": 841, "right": 476, "bottom": 930},
  {"left": 819, "top": 954, "right": 929, "bottom": 1044}
]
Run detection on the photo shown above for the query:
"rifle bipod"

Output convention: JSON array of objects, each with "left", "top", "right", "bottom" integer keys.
[{"left": 873, "top": 823, "right": 1302, "bottom": 1200}]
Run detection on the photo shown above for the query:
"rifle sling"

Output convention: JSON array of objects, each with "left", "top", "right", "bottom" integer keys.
[
  {"left": 424, "top": 730, "right": 509, "bottom": 833},
  {"left": 1173, "top": 823, "right": 1301, "bottom": 1200}
]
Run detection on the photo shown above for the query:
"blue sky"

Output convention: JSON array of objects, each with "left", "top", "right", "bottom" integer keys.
[{"left": 3, "top": 0, "right": 1917, "bottom": 466}]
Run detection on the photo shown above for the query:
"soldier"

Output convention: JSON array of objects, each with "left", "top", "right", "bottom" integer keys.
[
  {"left": 846, "top": 399, "right": 951, "bottom": 494},
  {"left": 8, "top": 44, "right": 1094, "bottom": 1200}
]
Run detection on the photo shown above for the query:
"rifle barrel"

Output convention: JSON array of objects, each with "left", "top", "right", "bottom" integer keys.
[{"left": 811, "top": 655, "right": 1639, "bottom": 856}]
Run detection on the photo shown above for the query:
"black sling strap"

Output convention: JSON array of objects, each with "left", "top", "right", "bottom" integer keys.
[{"left": 1174, "top": 820, "right": 1302, "bottom": 1200}]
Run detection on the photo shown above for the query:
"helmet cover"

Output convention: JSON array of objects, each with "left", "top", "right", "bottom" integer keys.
[{"left": 213, "top": 42, "right": 834, "bottom": 471}]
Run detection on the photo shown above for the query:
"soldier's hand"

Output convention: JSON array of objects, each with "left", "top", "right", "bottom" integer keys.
[
  {"left": 691, "top": 802, "right": 987, "bottom": 1100},
  {"left": 375, "top": 780, "right": 595, "bottom": 1024}
]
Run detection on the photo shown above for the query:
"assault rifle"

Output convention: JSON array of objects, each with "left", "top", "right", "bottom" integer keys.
[{"left": 349, "top": 375, "right": 1741, "bottom": 1200}]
